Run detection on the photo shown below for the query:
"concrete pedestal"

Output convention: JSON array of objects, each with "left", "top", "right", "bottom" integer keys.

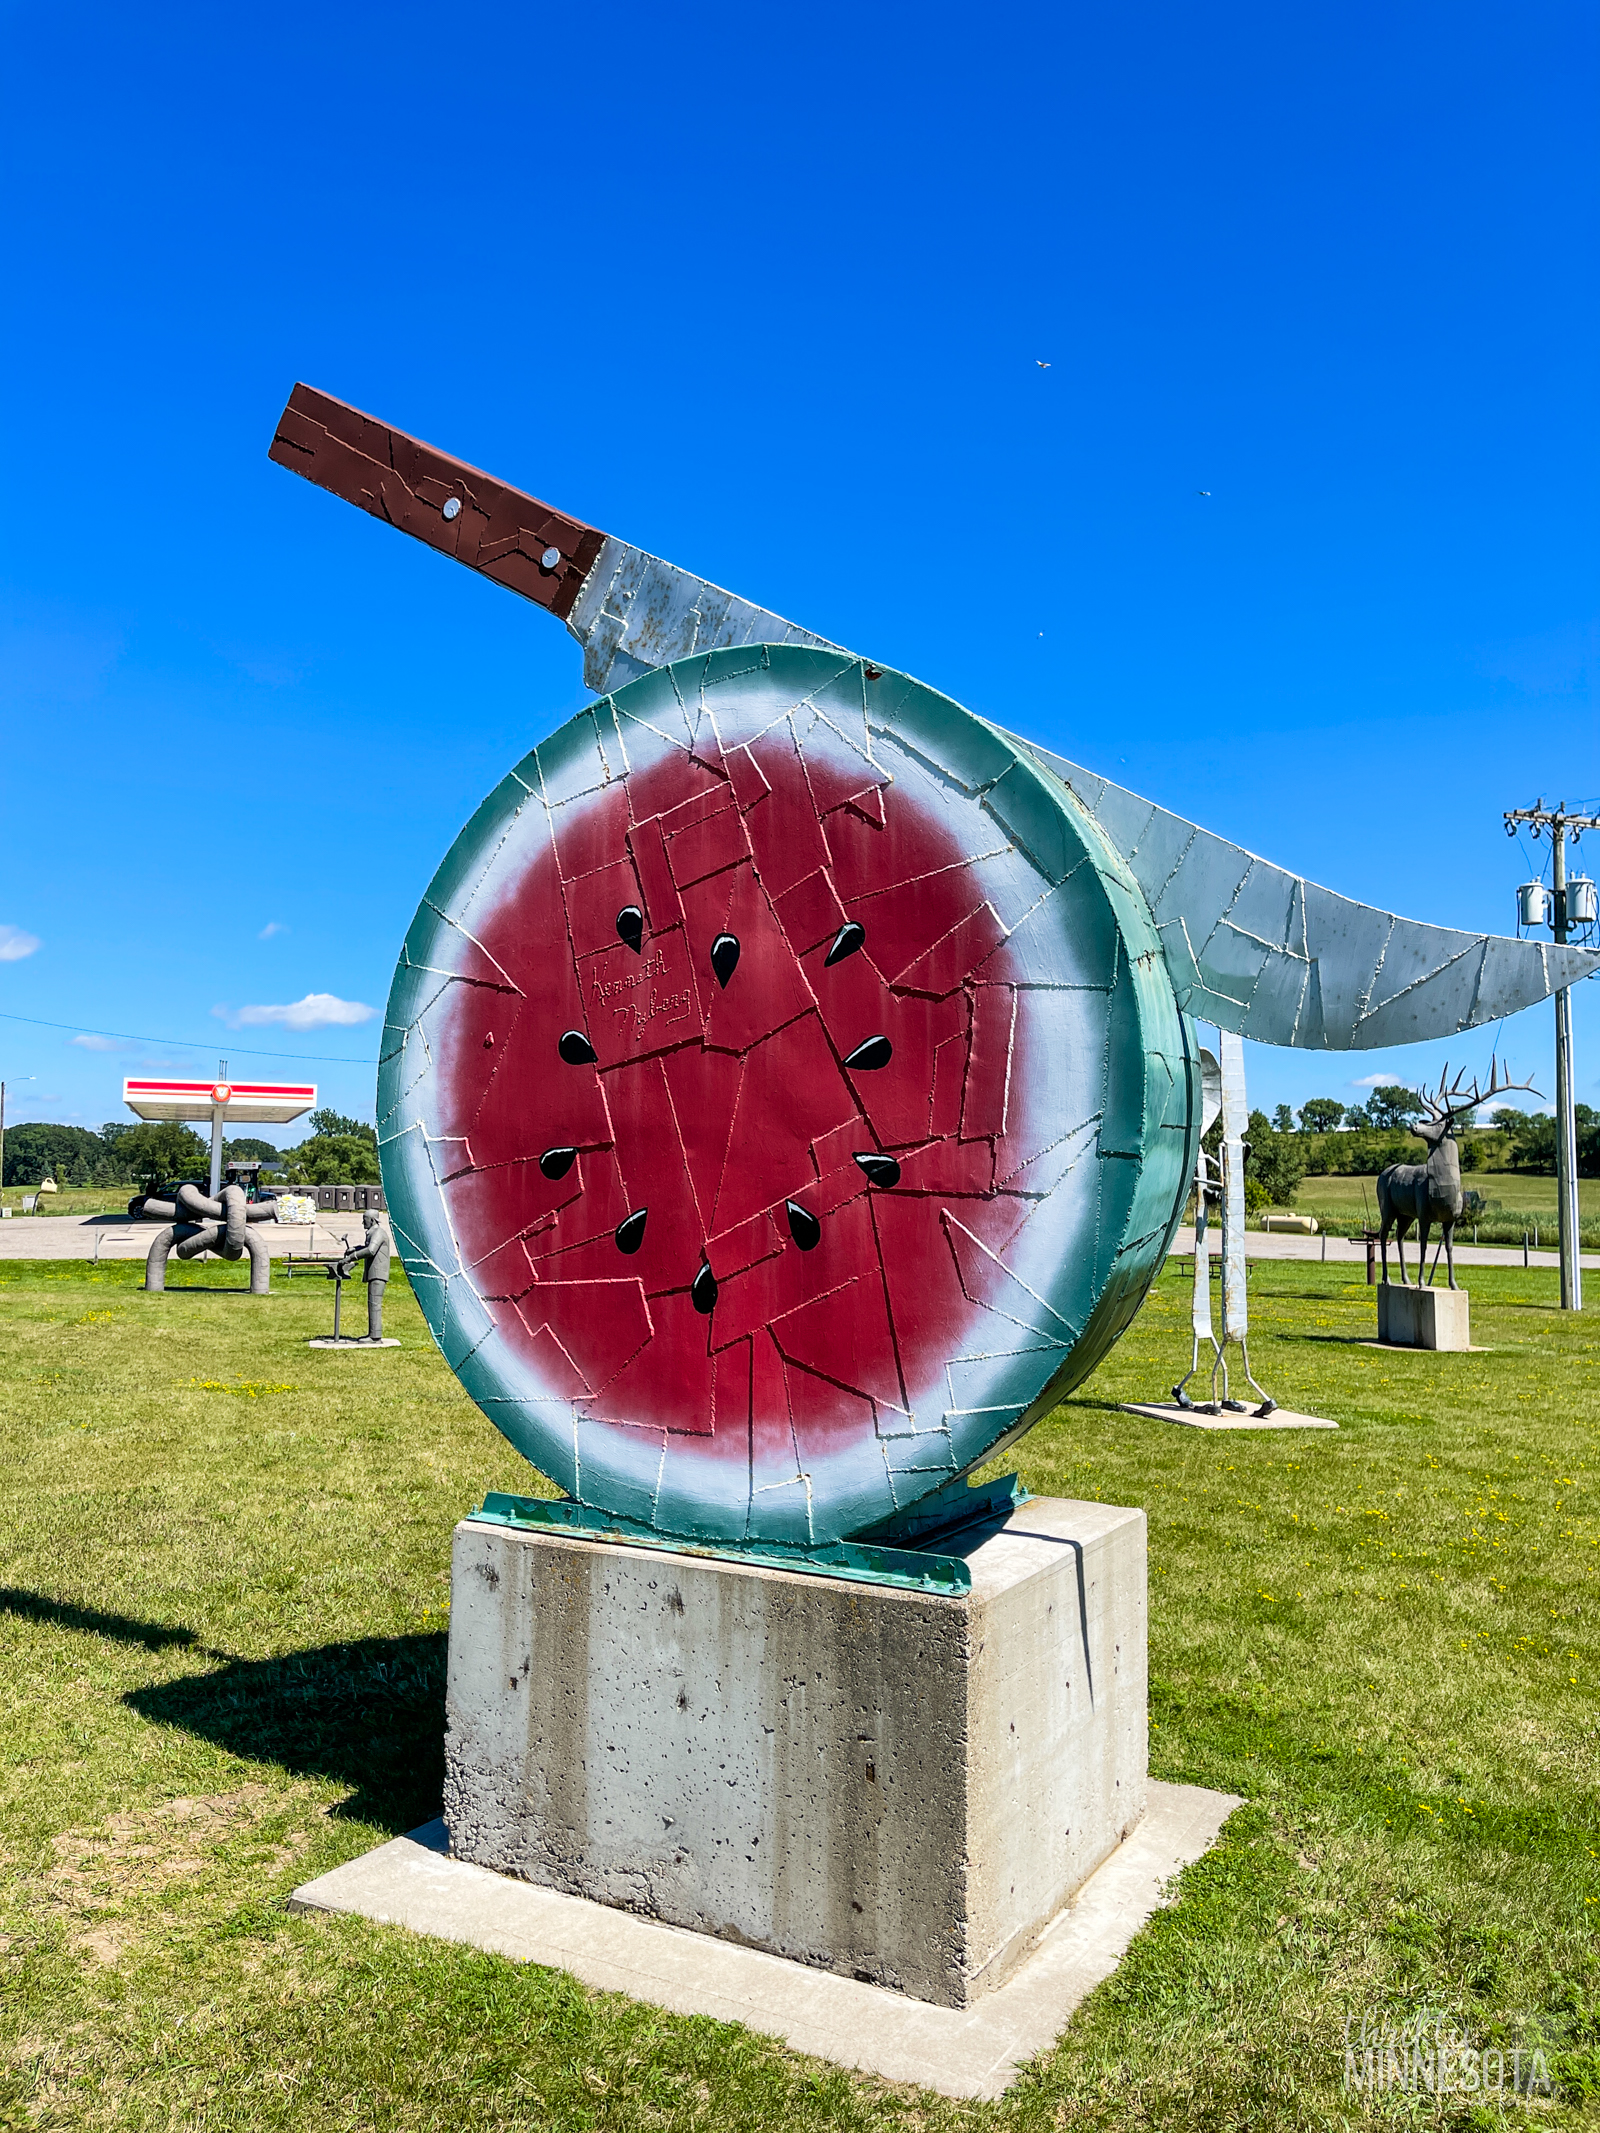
[
  {"left": 444, "top": 1497, "right": 1147, "bottom": 2010},
  {"left": 1377, "top": 1281, "right": 1471, "bottom": 1350}
]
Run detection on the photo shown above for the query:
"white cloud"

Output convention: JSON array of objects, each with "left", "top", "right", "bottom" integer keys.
[
  {"left": 258, "top": 921, "right": 288, "bottom": 939},
  {"left": 215, "top": 993, "right": 376, "bottom": 1031},
  {"left": 70, "top": 1033, "right": 121, "bottom": 1051},
  {"left": 1350, "top": 1072, "right": 1402, "bottom": 1088},
  {"left": 0, "top": 924, "right": 40, "bottom": 961}
]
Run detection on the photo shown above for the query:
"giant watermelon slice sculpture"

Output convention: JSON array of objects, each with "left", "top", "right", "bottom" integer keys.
[
  {"left": 383, "top": 648, "right": 1192, "bottom": 1543},
  {"left": 272, "top": 385, "right": 1599, "bottom": 1547}
]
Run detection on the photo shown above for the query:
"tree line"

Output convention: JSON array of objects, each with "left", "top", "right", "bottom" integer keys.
[
  {"left": 1273, "top": 1084, "right": 1441, "bottom": 1134},
  {"left": 1212, "top": 1100, "right": 1591, "bottom": 1213},
  {"left": 1249, "top": 1083, "right": 1588, "bottom": 1181},
  {"left": 9, "top": 1088, "right": 1579, "bottom": 1203},
  {"left": 2, "top": 1110, "right": 382, "bottom": 1189}
]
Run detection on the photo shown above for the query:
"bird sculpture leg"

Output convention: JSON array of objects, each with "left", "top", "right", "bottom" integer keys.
[
  {"left": 1240, "top": 1339, "right": 1276, "bottom": 1418},
  {"left": 1172, "top": 1330, "right": 1198, "bottom": 1408},
  {"left": 1208, "top": 1346, "right": 1229, "bottom": 1412},
  {"left": 1172, "top": 1187, "right": 1217, "bottom": 1408}
]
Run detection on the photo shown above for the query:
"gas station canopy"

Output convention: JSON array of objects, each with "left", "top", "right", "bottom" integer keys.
[{"left": 122, "top": 1077, "right": 316, "bottom": 1125}]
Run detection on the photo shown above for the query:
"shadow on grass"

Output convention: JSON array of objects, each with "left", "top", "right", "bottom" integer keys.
[
  {"left": 0, "top": 1586, "right": 209, "bottom": 1651},
  {"left": 125, "top": 1634, "right": 448, "bottom": 1832},
  {"left": 1288, "top": 1332, "right": 1422, "bottom": 1346},
  {"left": 139, "top": 1285, "right": 278, "bottom": 1296}
]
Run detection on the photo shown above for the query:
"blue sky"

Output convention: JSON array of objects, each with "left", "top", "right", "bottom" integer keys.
[{"left": 2, "top": 1, "right": 1595, "bottom": 1140}]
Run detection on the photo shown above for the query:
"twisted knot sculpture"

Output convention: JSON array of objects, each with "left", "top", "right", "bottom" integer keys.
[{"left": 143, "top": 1183, "right": 276, "bottom": 1294}]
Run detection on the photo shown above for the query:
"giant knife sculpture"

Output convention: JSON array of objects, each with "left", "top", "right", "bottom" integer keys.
[{"left": 271, "top": 385, "right": 1598, "bottom": 1555}]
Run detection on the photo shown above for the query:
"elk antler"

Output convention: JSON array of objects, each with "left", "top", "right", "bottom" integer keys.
[{"left": 1422, "top": 1057, "right": 1542, "bottom": 1124}]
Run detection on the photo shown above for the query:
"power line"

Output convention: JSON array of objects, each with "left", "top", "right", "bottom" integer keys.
[{"left": 0, "top": 1007, "right": 376, "bottom": 1068}]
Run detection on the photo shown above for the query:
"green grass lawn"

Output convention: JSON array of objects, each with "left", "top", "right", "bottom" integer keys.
[
  {"left": 0, "top": 1186, "right": 133, "bottom": 1220},
  {"left": 3, "top": 1256, "right": 1599, "bottom": 2129}
]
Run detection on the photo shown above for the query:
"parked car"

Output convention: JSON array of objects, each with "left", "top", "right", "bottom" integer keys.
[
  {"left": 128, "top": 1161, "right": 288, "bottom": 1220},
  {"left": 127, "top": 1177, "right": 206, "bottom": 1221}
]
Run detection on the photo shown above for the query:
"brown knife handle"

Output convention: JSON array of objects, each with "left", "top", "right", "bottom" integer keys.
[{"left": 268, "top": 383, "right": 607, "bottom": 623}]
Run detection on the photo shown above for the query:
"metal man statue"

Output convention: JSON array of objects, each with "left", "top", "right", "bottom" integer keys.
[{"left": 342, "top": 1210, "right": 392, "bottom": 1341}]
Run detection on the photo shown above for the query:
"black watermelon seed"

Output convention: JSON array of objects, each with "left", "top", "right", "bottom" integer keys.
[
  {"left": 616, "top": 905, "right": 645, "bottom": 953},
  {"left": 852, "top": 1153, "right": 901, "bottom": 1188},
  {"left": 825, "top": 921, "right": 866, "bottom": 966},
  {"left": 540, "top": 1146, "right": 577, "bottom": 1180},
  {"left": 559, "top": 1029, "right": 597, "bottom": 1066},
  {"left": 710, "top": 933, "right": 740, "bottom": 988},
  {"left": 786, "top": 1200, "right": 821, "bottom": 1250},
  {"left": 691, "top": 1262, "right": 719, "bottom": 1314},
  {"left": 843, "top": 1034, "right": 893, "bottom": 1072},
  {"left": 615, "top": 1208, "right": 648, "bottom": 1255}
]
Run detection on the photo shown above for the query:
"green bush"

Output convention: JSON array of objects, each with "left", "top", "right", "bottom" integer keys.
[
  {"left": 1246, "top": 1110, "right": 1307, "bottom": 1206},
  {"left": 1298, "top": 1125, "right": 1428, "bottom": 1177},
  {"left": 1296, "top": 1096, "right": 1346, "bottom": 1135},
  {"left": 282, "top": 1132, "right": 382, "bottom": 1187}
]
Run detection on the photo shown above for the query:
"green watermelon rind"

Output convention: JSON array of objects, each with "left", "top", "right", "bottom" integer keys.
[{"left": 378, "top": 646, "right": 1197, "bottom": 1534}]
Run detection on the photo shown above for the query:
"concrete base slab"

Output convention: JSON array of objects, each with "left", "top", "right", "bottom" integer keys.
[
  {"left": 1120, "top": 1402, "right": 1337, "bottom": 1431},
  {"left": 445, "top": 1499, "right": 1148, "bottom": 2009},
  {"left": 307, "top": 1337, "right": 401, "bottom": 1349},
  {"left": 1377, "top": 1282, "right": 1471, "bottom": 1351},
  {"left": 290, "top": 1779, "right": 1238, "bottom": 2100}
]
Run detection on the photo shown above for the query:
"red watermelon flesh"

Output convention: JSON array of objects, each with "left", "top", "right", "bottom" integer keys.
[{"left": 433, "top": 721, "right": 1059, "bottom": 1527}]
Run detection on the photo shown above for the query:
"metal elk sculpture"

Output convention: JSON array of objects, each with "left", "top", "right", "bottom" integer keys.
[{"left": 1378, "top": 1061, "right": 1537, "bottom": 1290}]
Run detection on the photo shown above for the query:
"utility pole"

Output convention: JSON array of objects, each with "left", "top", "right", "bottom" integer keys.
[
  {"left": 209, "top": 1059, "right": 230, "bottom": 1199},
  {"left": 1505, "top": 798, "right": 1600, "bottom": 1310}
]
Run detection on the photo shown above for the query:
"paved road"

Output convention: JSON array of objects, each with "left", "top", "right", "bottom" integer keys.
[
  {"left": 1166, "top": 1227, "right": 1599, "bottom": 1272},
  {"left": 0, "top": 1214, "right": 375, "bottom": 1262}
]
